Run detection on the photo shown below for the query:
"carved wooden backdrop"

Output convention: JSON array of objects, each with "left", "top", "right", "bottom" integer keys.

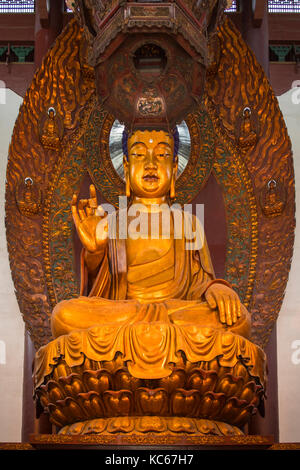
[{"left": 5, "top": 17, "right": 295, "bottom": 351}]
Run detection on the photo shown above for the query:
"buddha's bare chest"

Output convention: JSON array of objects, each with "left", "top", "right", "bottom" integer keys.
[
  {"left": 125, "top": 212, "right": 174, "bottom": 265},
  {"left": 126, "top": 237, "right": 173, "bottom": 266}
]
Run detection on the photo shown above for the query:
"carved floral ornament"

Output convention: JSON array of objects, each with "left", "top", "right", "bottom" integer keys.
[
  {"left": 65, "top": 0, "right": 229, "bottom": 131},
  {"left": 65, "top": 0, "right": 234, "bottom": 10},
  {"left": 34, "top": 352, "right": 265, "bottom": 434}
]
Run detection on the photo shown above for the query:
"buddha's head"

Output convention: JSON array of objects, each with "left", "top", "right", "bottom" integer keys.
[
  {"left": 48, "top": 107, "right": 56, "bottom": 119},
  {"left": 123, "top": 128, "right": 179, "bottom": 200}
]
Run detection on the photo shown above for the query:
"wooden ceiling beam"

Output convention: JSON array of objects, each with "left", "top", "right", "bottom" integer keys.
[
  {"left": 269, "top": 13, "right": 300, "bottom": 42},
  {"left": 0, "top": 14, "right": 35, "bottom": 43},
  {"left": 252, "top": 0, "right": 266, "bottom": 27},
  {"left": 0, "top": 11, "right": 300, "bottom": 46},
  {"left": 37, "top": 0, "right": 49, "bottom": 29}
]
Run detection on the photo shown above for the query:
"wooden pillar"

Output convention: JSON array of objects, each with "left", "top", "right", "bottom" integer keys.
[
  {"left": 22, "top": 329, "right": 52, "bottom": 442},
  {"left": 34, "top": 0, "right": 64, "bottom": 68},
  {"left": 240, "top": 0, "right": 270, "bottom": 77},
  {"left": 47, "top": 0, "right": 64, "bottom": 51},
  {"left": 21, "top": 329, "right": 36, "bottom": 442},
  {"left": 248, "top": 326, "right": 279, "bottom": 441}
]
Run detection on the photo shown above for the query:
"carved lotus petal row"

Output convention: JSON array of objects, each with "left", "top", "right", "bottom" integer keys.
[
  {"left": 36, "top": 362, "right": 264, "bottom": 429},
  {"left": 59, "top": 416, "right": 245, "bottom": 437}
]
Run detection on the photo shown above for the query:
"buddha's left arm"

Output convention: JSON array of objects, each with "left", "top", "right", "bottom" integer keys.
[
  {"left": 204, "top": 281, "right": 242, "bottom": 326},
  {"left": 192, "top": 214, "right": 242, "bottom": 326}
]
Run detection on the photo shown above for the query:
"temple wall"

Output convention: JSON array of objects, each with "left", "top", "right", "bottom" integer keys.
[
  {"left": 0, "top": 88, "right": 24, "bottom": 442},
  {"left": 0, "top": 86, "right": 299, "bottom": 442},
  {"left": 277, "top": 88, "right": 300, "bottom": 443}
]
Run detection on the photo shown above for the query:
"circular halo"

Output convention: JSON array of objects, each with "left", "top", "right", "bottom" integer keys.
[
  {"left": 108, "top": 120, "right": 191, "bottom": 180},
  {"left": 48, "top": 106, "right": 56, "bottom": 116},
  {"left": 24, "top": 176, "right": 34, "bottom": 185}
]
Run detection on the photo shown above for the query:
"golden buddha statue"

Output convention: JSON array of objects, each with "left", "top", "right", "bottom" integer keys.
[
  {"left": 34, "top": 128, "right": 266, "bottom": 438},
  {"left": 6, "top": 0, "right": 289, "bottom": 442},
  {"left": 52, "top": 129, "right": 250, "bottom": 342}
]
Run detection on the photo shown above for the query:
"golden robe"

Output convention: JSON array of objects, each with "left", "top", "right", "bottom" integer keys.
[{"left": 43, "top": 209, "right": 265, "bottom": 387}]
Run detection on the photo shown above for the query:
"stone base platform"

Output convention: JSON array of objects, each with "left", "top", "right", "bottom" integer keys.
[
  {"left": 27, "top": 433, "right": 274, "bottom": 450},
  {"left": 2, "top": 437, "right": 300, "bottom": 450}
]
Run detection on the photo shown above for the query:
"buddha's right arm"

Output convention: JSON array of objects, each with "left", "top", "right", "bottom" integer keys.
[
  {"left": 81, "top": 245, "right": 111, "bottom": 297},
  {"left": 84, "top": 248, "right": 106, "bottom": 277}
]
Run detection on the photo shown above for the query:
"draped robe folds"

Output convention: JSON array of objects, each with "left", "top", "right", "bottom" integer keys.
[{"left": 39, "top": 208, "right": 266, "bottom": 388}]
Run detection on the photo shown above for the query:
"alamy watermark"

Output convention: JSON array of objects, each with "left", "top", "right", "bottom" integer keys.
[
  {"left": 0, "top": 340, "right": 6, "bottom": 365},
  {"left": 0, "top": 80, "right": 6, "bottom": 104},
  {"left": 291, "top": 340, "right": 300, "bottom": 365},
  {"left": 291, "top": 80, "right": 300, "bottom": 105},
  {"left": 93, "top": 197, "right": 205, "bottom": 251}
]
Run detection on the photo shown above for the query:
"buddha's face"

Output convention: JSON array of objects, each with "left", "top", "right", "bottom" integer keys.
[{"left": 124, "top": 130, "right": 178, "bottom": 199}]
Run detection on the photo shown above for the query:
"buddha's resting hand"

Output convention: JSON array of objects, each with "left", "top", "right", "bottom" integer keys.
[
  {"left": 71, "top": 184, "right": 108, "bottom": 254},
  {"left": 204, "top": 283, "right": 242, "bottom": 326}
]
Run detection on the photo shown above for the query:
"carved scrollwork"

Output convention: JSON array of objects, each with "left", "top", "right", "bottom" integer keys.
[
  {"left": 205, "top": 18, "right": 295, "bottom": 347},
  {"left": 5, "top": 19, "right": 96, "bottom": 349},
  {"left": 207, "top": 33, "right": 221, "bottom": 76}
]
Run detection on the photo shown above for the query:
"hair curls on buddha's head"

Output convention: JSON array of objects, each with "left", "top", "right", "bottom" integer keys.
[{"left": 122, "top": 127, "right": 179, "bottom": 161}]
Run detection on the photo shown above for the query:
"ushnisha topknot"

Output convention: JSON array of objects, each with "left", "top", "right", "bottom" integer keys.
[{"left": 122, "top": 128, "right": 179, "bottom": 161}]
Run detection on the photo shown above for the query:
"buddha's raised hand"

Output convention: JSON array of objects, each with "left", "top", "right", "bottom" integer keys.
[
  {"left": 71, "top": 184, "right": 108, "bottom": 253},
  {"left": 205, "top": 283, "right": 242, "bottom": 327}
]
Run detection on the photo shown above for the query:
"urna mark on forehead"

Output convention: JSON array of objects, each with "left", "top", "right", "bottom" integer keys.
[
  {"left": 129, "top": 131, "right": 173, "bottom": 150},
  {"left": 123, "top": 128, "right": 179, "bottom": 159}
]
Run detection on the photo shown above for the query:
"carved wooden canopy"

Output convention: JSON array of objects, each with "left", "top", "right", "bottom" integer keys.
[
  {"left": 5, "top": 15, "right": 295, "bottom": 351},
  {"left": 71, "top": 0, "right": 226, "bottom": 130}
]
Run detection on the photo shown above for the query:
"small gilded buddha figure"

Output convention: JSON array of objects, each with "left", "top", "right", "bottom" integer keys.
[
  {"left": 261, "top": 179, "right": 285, "bottom": 217},
  {"left": 40, "top": 107, "right": 62, "bottom": 151},
  {"left": 238, "top": 107, "right": 258, "bottom": 151},
  {"left": 16, "top": 177, "right": 42, "bottom": 217},
  {"left": 50, "top": 128, "right": 254, "bottom": 379}
]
